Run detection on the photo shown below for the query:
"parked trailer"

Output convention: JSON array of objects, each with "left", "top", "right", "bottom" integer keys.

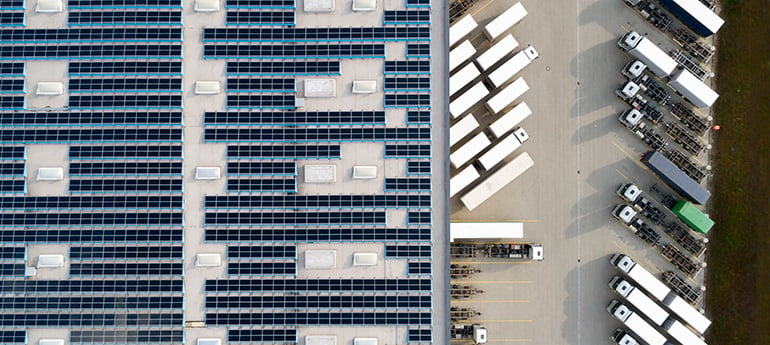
[
  {"left": 672, "top": 200, "right": 714, "bottom": 234},
  {"left": 450, "top": 221, "right": 524, "bottom": 242},
  {"left": 658, "top": 0, "right": 724, "bottom": 37},
  {"left": 451, "top": 284, "right": 484, "bottom": 298},
  {"left": 450, "top": 132, "right": 491, "bottom": 168},
  {"left": 662, "top": 318, "right": 707, "bottom": 345},
  {"left": 450, "top": 114, "right": 480, "bottom": 147},
  {"left": 450, "top": 83, "right": 488, "bottom": 118},
  {"left": 664, "top": 221, "right": 707, "bottom": 257},
  {"left": 622, "top": 61, "right": 672, "bottom": 106},
  {"left": 611, "top": 328, "right": 641, "bottom": 345},
  {"left": 617, "top": 109, "right": 669, "bottom": 152},
  {"left": 450, "top": 63, "right": 482, "bottom": 96},
  {"left": 476, "top": 34, "right": 518, "bottom": 71},
  {"left": 483, "top": 2, "right": 527, "bottom": 40},
  {"left": 451, "top": 324, "right": 488, "bottom": 344},
  {"left": 607, "top": 300, "right": 668, "bottom": 345},
  {"left": 670, "top": 102, "right": 711, "bottom": 136},
  {"left": 623, "top": 0, "right": 674, "bottom": 31},
  {"left": 451, "top": 242, "right": 543, "bottom": 261},
  {"left": 664, "top": 122, "right": 706, "bottom": 155},
  {"left": 450, "top": 264, "right": 481, "bottom": 278},
  {"left": 663, "top": 270, "right": 704, "bottom": 305},
  {"left": 611, "top": 205, "right": 662, "bottom": 247},
  {"left": 451, "top": 306, "right": 482, "bottom": 321},
  {"left": 450, "top": 40, "right": 477, "bottom": 72},
  {"left": 610, "top": 253, "right": 671, "bottom": 301},
  {"left": 609, "top": 276, "right": 670, "bottom": 326},
  {"left": 450, "top": 15, "right": 478, "bottom": 47},
  {"left": 668, "top": 68, "right": 718, "bottom": 108},
  {"left": 477, "top": 128, "right": 528, "bottom": 170},
  {"left": 489, "top": 102, "right": 532, "bottom": 138},
  {"left": 487, "top": 45, "right": 539, "bottom": 88},
  {"left": 669, "top": 49, "right": 712, "bottom": 81},
  {"left": 618, "top": 31, "right": 677, "bottom": 77},
  {"left": 486, "top": 77, "right": 529, "bottom": 115},
  {"left": 666, "top": 149, "right": 707, "bottom": 183},
  {"left": 660, "top": 243, "right": 704, "bottom": 277},
  {"left": 616, "top": 183, "right": 667, "bottom": 225},
  {"left": 641, "top": 151, "right": 710, "bottom": 205},
  {"left": 663, "top": 291, "right": 712, "bottom": 334},
  {"left": 616, "top": 82, "right": 664, "bottom": 124},
  {"left": 450, "top": 165, "right": 480, "bottom": 198},
  {"left": 460, "top": 151, "right": 533, "bottom": 211},
  {"left": 669, "top": 27, "right": 715, "bottom": 63}
]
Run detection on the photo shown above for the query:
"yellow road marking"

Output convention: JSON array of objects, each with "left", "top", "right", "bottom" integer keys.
[
  {"left": 615, "top": 168, "right": 632, "bottom": 183},
  {"left": 452, "top": 299, "right": 530, "bottom": 303},
  {"left": 459, "top": 280, "right": 532, "bottom": 284}
]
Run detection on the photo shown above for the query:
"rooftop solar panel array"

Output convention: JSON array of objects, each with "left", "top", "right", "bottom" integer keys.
[{"left": 1, "top": 0, "right": 436, "bottom": 340}]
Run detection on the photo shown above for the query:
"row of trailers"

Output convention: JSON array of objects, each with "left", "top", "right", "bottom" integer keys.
[{"left": 447, "top": 3, "right": 539, "bottom": 211}]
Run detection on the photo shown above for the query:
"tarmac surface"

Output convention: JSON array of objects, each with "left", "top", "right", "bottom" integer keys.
[{"left": 448, "top": 0, "right": 715, "bottom": 343}]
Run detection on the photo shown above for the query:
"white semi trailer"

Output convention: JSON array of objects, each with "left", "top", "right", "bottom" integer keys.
[
  {"left": 488, "top": 45, "right": 539, "bottom": 88},
  {"left": 450, "top": 222, "right": 524, "bottom": 242},
  {"left": 460, "top": 151, "right": 533, "bottom": 211},
  {"left": 617, "top": 31, "right": 677, "bottom": 77},
  {"left": 607, "top": 300, "right": 668, "bottom": 345},
  {"left": 668, "top": 68, "right": 719, "bottom": 108}
]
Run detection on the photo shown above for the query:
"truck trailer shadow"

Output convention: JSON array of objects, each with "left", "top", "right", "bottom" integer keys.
[{"left": 561, "top": 254, "right": 618, "bottom": 344}]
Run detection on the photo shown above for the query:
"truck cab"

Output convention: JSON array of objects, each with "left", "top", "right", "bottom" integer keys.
[
  {"left": 618, "top": 109, "right": 644, "bottom": 128},
  {"left": 616, "top": 81, "right": 641, "bottom": 100},
  {"left": 609, "top": 276, "right": 634, "bottom": 297},
  {"left": 512, "top": 127, "right": 529, "bottom": 144},
  {"left": 623, "top": 60, "right": 647, "bottom": 79},
  {"left": 617, "top": 31, "right": 642, "bottom": 51},
  {"left": 607, "top": 299, "right": 629, "bottom": 321},
  {"left": 611, "top": 328, "right": 640, "bottom": 345},
  {"left": 522, "top": 45, "right": 539, "bottom": 61},
  {"left": 611, "top": 253, "right": 635, "bottom": 274},
  {"left": 531, "top": 244, "right": 544, "bottom": 261},
  {"left": 612, "top": 204, "right": 637, "bottom": 224},
  {"left": 616, "top": 183, "right": 642, "bottom": 203}
]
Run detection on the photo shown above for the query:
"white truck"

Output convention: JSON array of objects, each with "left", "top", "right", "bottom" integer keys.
[
  {"left": 489, "top": 102, "right": 532, "bottom": 138},
  {"left": 450, "top": 40, "right": 476, "bottom": 71},
  {"left": 450, "top": 113, "right": 479, "bottom": 147},
  {"left": 450, "top": 165, "right": 480, "bottom": 198},
  {"left": 450, "top": 83, "right": 488, "bottom": 118},
  {"left": 661, "top": 318, "right": 707, "bottom": 345},
  {"left": 476, "top": 34, "right": 518, "bottom": 71},
  {"left": 607, "top": 300, "right": 668, "bottom": 345},
  {"left": 611, "top": 253, "right": 712, "bottom": 334},
  {"left": 609, "top": 276, "right": 670, "bottom": 326},
  {"left": 611, "top": 328, "right": 640, "bottom": 345},
  {"left": 477, "top": 127, "right": 528, "bottom": 170},
  {"left": 450, "top": 132, "right": 490, "bottom": 168},
  {"left": 667, "top": 68, "right": 719, "bottom": 108},
  {"left": 450, "top": 63, "right": 481, "bottom": 96},
  {"left": 617, "top": 31, "right": 677, "bottom": 77},
  {"left": 450, "top": 15, "right": 477, "bottom": 47},
  {"left": 483, "top": 2, "right": 527, "bottom": 40},
  {"left": 486, "top": 77, "right": 529, "bottom": 115},
  {"left": 450, "top": 222, "right": 524, "bottom": 242},
  {"left": 488, "top": 45, "right": 539, "bottom": 88},
  {"left": 451, "top": 324, "right": 488, "bottom": 344},
  {"left": 460, "top": 151, "right": 533, "bottom": 211}
]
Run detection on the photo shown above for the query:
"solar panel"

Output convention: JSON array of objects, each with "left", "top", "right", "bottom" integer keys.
[
  {"left": 226, "top": 145, "right": 341, "bottom": 159},
  {"left": 226, "top": 162, "right": 295, "bottom": 175},
  {"left": 68, "top": 0, "right": 182, "bottom": 8},
  {"left": 0, "top": 263, "right": 24, "bottom": 276},
  {"left": 0, "top": 196, "right": 183, "bottom": 210},
  {"left": 0, "top": 297, "right": 183, "bottom": 310},
  {"left": 227, "top": 329, "right": 297, "bottom": 342},
  {"left": 0, "top": 247, "right": 24, "bottom": 260},
  {"left": 204, "top": 195, "right": 432, "bottom": 209},
  {"left": 226, "top": 78, "right": 295, "bottom": 92},
  {"left": 0, "top": 79, "right": 24, "bottom": 92},
  {"left": 407, "top": 262, "right": 431, "bottom": 275},
  {"left": 69, "top": 179, "right": 183, "bottom": 193},
  {"left": 384, "top": 178, "right": 431, "bottom": 191},
  {"left": 209, "top": 295, "right": 431, "bottom": 309},
  {"left": 203, "top": 44, "right": 385, "bottom": 58},
  {"left": 386, "top": 245, "right": 431, "bottom": 257},
  {"left": 206, "top": 128, "right": 431, "bottom": 142},
  {"left": 205, "top": 312, "right": 431, "bottom": 325},
  {"left": 70, "top": 145, "right": 182, "bottom": 159},
  {"left": 0, "top": 313, "right": 182, "bottom": 326},
  {"left": 0, "top": 213, "right": 183, "bottom": 226},
  {"left": 406, "top": 161, "right": 431, "bottom": 175},
  {"left": 226, "top": 94, "right": 295, "bottom": 108},
  {"left": 0, "top": 280, "right": 184, "bottom": 293},
  {"left": 226, "top": 178, "right": 297, "bottom": 192},
  {"left": 0, "top": 45, "right": 182, "bottom": 59},
  {"left": 0, "top": 28, "right": 182, "bottom": 43},
  {"left": 0, "top": 227, "right": 183, "bottom": 243},
  {"left": 0, "top": 0, "right": 24, "bottom": 9},
  {"left": 70, "top": 330, "right": 184, "bottom": 344},
  {"left": 384, "top": 60, "right": 430, "bottom": 74},
  {"left": 205, "top": 111, "right": 385, "bottom": 125},
  {"left": 0, "top": 330, "right": 25, "bottom": 344},
  {"left": 0, "top": 112, "right": 182, "bottom": 126},
  {"left": 70, "top": 246, "right": 183, "bottom": 259},
  {"left": 405, "top": 0, "right": 430, "bottom": 7},
  {"left": 205, "top": 227, "right": 430, "bottom": 242},
  {"left": 0, "top": 180, "right": 23, "bottom": 193},
  {"left": 69, "top": 78, "right": 182, "bottom": 92},
  {"left": 406, "top": 211, "right": 432, "bottom": 225},
  {"left": 70, "top": 162, "right": 183, "bottom": 176},
  {"left": 406, "top": 110, "right": 431, "bottom": 124},
  {"left": 69, "top": 61, "right": 182, "bottom": 75},
  {"left": 0, "top": 129, "right": 183, "bottom": 143},
  {"left": 225, "top": 0, "right": 294, "bottom": 8},
  {"left": 227, "top": 61, "right": 340, "bottom": 75},
  {"left": 203, "top": 27, "right": 430, "bottom": 41},
  {"left": 68, "top": 11, "right": 183, "bottom": 25},
  {"left": 0, "top": 13, "right": 24, "bottom": 26},
  {"left": 384, "top": 94, "right": 431, "bottom": 108},
  {"left": 205, "top": 211, "right": 386, "bottom": 225},
  {"left": 204, "top": 278, "right": 431, "bottom": 292},
  {"left": 385, "top": 144, "right": 430, "bottom": 158},
  {"left": 0, "top": 96, "right": 24, "bottom": 109},
  {"left": 406, "top": 44, "right": 431, "bottom": 57},
  {"left": 0, "top": 62, "right": 23, "bottom": 76},
  {"left": 70, "top": 95, "right": 183, "bottom": 109},
  {"left": 227, "top": 245, "right": 296, "bottom": 258},
  {"left": 407, "top": 329, "right": 432, "bottom": 341},
  {"left": 226, "top": 10, "right": 294, "bottom": 25},
  {"left": 70, "top": 263, "right": 183, "bottom": 277},
  {"left": 383, "top": 10, "right": 431, "bottom": 24},
  {"left": 227, "top": 262, "right": 296, "bottom": 275},
  {"left": 0, "top": 162, "right": 23, "bottom": 176},
  {"left": 384, "top": 77, "right": 430, "bottom": 91}
]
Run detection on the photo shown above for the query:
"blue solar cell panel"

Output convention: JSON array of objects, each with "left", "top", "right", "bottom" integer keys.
[
  {"left": 70, "top": 145, "right": 182, "bottom": 159},
  {"left": 204, "top": 278, "right": 431, "bottom": 292},
  {"left": 0, "top": 79, "right": 24, "bottom": 93},
  {"left": 205, "top": 312, "right": 431, "bottom": 325},
  {"left": 69, "top": 61, "right": 182, "bottom": 75},
  {"left": 406, "top": 0, "right": 430, "bottom": 6},
  {"left": 0, "top": 146, "right": 23, "bottom": 159},
  {"left": 384, "top": 60, "right": 430, "bottom": 74},
  {"left": 226, "top": 10, "right": 294, "bottom": 25},
  {"left": 0, "top": 162, "right": 23, "bottom": 176},
  {"left": 68, "top": 0, "right": 182, "bottom": 8},
  {"left": 69, "top": 179, "right": 183, "bottom": 193},
  {"left": 226, "top": 0, "right": 294, "bottom": 8},
  {"left": 383, "top": 10, "right": 431, "bottom": 24},
  {"left": 69, "top": 78, "right": 182, "bottom": 92},
  {"left": 209, "top": 295, "right": 431, "bottom": 309},
  {"left": 407, "top": 262, "right": 431, "bottom": 275},
  {"left": 226, "top": 78, "right": 294, "bottom": 92},
  {"left": 226, "top": 178, "right": 297, "bottom": 192},
  {"left": 227, "top": 262, "right": 296, "bottom": 275},
  {"left": 227, "top": 246, "right": 296, "bottom": 258},
  {"left": 69, "top": 95, "right": 183, "bottom": 109},
  {"left": 205, "top": 227, "right": 430, "bottom": 242},
  {"left": 0, "top": 0, "right": 24, "bottom": 9},
  {"left": 226, "top": 94, "right": 295, "bottom": 108},
  {"left": 206, "top": 128, "right": 431, "bottom": 142},
  {"left": 386, "top": 245, "right": 431, "bottom": 257},
  {"left": 0, "top": 313, "right": 182, "bottom": 326},
  {"left": 384, "top": 94, "right": 431, "bottom": 108},
  {"left": 227, "top": 61, "right": 340, "bottom": 75},
  {"left": 0, "top": 13, "right": 24, "bottom": 26},
  {"left": 385, "top": 144, "right": 430, "bottom": 158},
  {"left": 70, "top": 330, "right": 184, "bottom": 344},
  {"left": 0, "top": 196, "right": 183, "bottom": 210},
  {"left": 205, "top": 211, "right": 386, "bottom": 225},
  {"left": 0, "top": 213, "right": 183, "bottom": 226},
  {"left": 406, "top": 44, "right": 430, "bottom": 57},
  {"left": 205, "top": 111, "right": 385, "bottom": 125},
  {"left": 68, "top": 11, "right": 182, "bottom": 25},
  {"left": 228, "top": 329, "right": 297, "bottom": 342},
  {"left": 204, "top": 27, "right": 430, "bottom": 41},
  {"left": 406, "top": 110, "right": 431, "bottom": 124},
  {"left": 70, "top": 246, "right": 183, "bottom": 259},
  {"left": 384, "top": 77, "right": 430, "bottom": 91},
  {"left": 226, "top": 162, "right": 296, "bottom": 175},
  {"left": 406, "top": 161, "right": 431, "bottom": 175},
  {"left": 0, "top": 227, "right": 183, "bottom": 243},
  {"left": 407, "top": 211, "right": 431, "bottom": 225},
  {"left": 0, "top": 112, "right": 182, "bottom": 126},
  {"left": 0, "top": 263, "right": 24, "bottom": 276},
  {"left": 0, "top": 129, "right": 182, "bottom": 143},
  {"left": 0, "top": 45, "right": 182, "bottom": 59},
  {"left": 0, "top": 330, "right": 25, "bottom": 344},
  {"left": 0, "top": 28, "right": 183, "bottom": 43},
  {"left": 226, "top": 145, "right": 341, "bottom": 159},
  {"left": 70, "top": 263, "right": 183, "bottom": 276},
  {"left": 407, "top": 329, "right": 432, "bottom": 341},
  {"left": 70, "top": 162, "right": 183, "bottom": 176},
  {"left": 0, "top": 96, "right": 24, "bottom": 109},
  {"left": 385, "top": 178, "right": 431, "bottom": 191},
  {"left": 205, "top": 194, "right": 432, "bottom": 209},
  {"left": 0, "top": 280, "right": 184, "bottom": 293},
  {"left": 0, "top": 180, "right": 23, "bottom": 193},
  {"left": 0, "top": 62, "right": 23, "bottom": 76},
  {"left": 203, "top": 44, "right": 385, "bottom": 58},
  {"left": 0, "top": 247, "right": 24, "bottom": 260}
]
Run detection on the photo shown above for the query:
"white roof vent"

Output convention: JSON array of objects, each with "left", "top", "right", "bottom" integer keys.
[
  {"left": 303, "top": 0, "right": 334, "bottom": 12},
  {"left": 36, "top": 82, "right": 64, "bottom": 96},
  {"left": 352, "top": 0, "right": 376, "bottom": 11},
  {"left": 194, "top": 81, "right": 221, "bottom": 94},
  {"left": 305, "top": 336, "right": 337, "bottom": 345},
  {"left": 196, "top": 253, "right": 222, "bottom": 267},
  {"left": 352, "top": 81, "right": 377, "bottom": 94},
  {"left": 37, "top": 255, "right": 64, "bottom": 268},
  {"left": 197, "top": 339, "right": 221, "bottom": 345},
  {"left": 353, "top": 253, "right": 377, "bottom": 266},
  {"left": 354, "top": 338, "right": 378, "bottom": 345},
  {"left": 39, "top": 340, "right": 65, "bottom": 345},
  {"left": 36, "top": 0, "right": 63, "bottom": 12},
  {"left": 195, "top": 167, "right": 221, "bottom": 180},
  {"left": 304, "top": 79, "right": 336, "bottom": 98},
  {"left": 37, "top": 167, "right": 64, "bottom": 181},
  {"left": 194, "top": 0, "right": 220, "bottom": 12},
  {"left": 304, "top": 165, "right": 336, "bottom": 184},
  {"left": 305, "top": 250, "right": 336, "bottom": 269},
  {"left": 353, "top": 166, "right": 377, "bottom": 179},
  {"left": 25, "top": 267, "right": 37, "bottom": 277}
]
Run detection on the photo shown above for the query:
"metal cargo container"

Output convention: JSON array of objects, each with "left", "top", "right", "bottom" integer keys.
[{"left": 641, "top": 151, "right": 710, "bottom": 205}]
